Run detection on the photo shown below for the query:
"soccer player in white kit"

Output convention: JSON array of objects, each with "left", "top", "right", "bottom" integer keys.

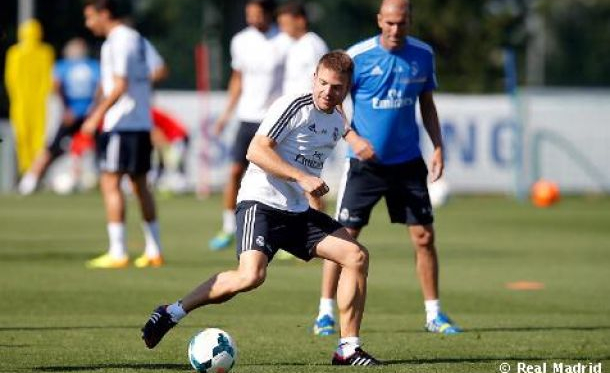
[
  {"left": 277, "top": 2, "right": 329, "bottom": 95},
  {"left": 81, "top": 0, "right": 164, "bottom": 269},
  {"left": 209, "top": 0, "right": 292, "bottom": 251},
  {"left": 142, "top": 52, "right": 381, "bottom": 366}
]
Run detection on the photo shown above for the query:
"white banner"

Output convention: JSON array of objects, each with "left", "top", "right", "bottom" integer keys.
[{"left": 14, "top": 89, "right": 609, "bottom": 195}]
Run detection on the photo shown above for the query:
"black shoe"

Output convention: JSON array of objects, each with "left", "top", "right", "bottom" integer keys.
[
  {"left": 141, "top": 305, "right": 177, "bottom": 349},
  {"left": 331, "top": 347, "right": 382, "bottom": 366}
]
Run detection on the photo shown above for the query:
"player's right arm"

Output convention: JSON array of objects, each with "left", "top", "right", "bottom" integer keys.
[
  {"left": 212, "top": 69, "right": 242, "bottom": 136},
  {"left": 81, "top": 75, "right": 127, "bottom": 135},
  {"left": 336, "top": 104, "right": 376, "bottom": 161},
  {"left": 246, "top": 135, "right": 329, "bottom": 198}
]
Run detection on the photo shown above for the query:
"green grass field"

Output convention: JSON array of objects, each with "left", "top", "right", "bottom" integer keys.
[{"left": 1, "top": 192, "right": 609, "bottom": 373}]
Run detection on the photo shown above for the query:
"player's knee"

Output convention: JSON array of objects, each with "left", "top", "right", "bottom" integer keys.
[
  {"left": 412, "top": 229, "right": 435, "bottom": 250},
  {"left": 238, "top": 270, "right": 266, "bottom": 291},
  {"left": 344, "top": 243, "right": 369, "bottom": 273}
]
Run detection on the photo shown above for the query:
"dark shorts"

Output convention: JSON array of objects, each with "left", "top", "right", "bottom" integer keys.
[
  {"left": 48, "top": 118, "right": 85, "bottom": 158},
  {"left": 235, "top": 200, "right": 344, "bottom": 262},
  {"left": 231, "top": 122, "right": 260, "bottom": 164},
  {"left": 96, "top": 131, "right": 152, "bottom": 175},
  {"left": 336, "top": 157, "right": 434, "bottom": 228}
]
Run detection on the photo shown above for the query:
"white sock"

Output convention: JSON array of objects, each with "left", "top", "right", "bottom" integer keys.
[
  {"left": 318, "top": 298, "right": 335, "bottom": 320},
  {"left": 142, "top": 221, "right": 162, "bottom": 257},
  {"left": 18, "top": 173, "right": 38, "bottom": 195},
  {"left": 337, "top": 336, "right": 360, "bottom": 358},
  {"left": 167, "top": 301, "right": 187, "bottom": 323},
  {"left": 107, "top": 222, "right": 127, "bottom": 259},
  {"left": 222, "top": 210, "right": 236, "bottom": 234},
  {"left": 425, "top": 299, "right": 441, "bottom": 323}
]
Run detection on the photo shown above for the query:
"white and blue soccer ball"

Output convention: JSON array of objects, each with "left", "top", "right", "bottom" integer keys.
[{"left": 188, "top": 328, "right": 237, "bottom": 373}]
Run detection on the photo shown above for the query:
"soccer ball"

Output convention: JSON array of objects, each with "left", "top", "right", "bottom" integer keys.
[
  {"left": 428, "top": 178, "right": 450, "bottom": 208},
  {"left": 188, "top": 328, "right": 237, "bottom": 373},
  {"left": 51, "top": 173, "right": 76, "bottom": 195}
]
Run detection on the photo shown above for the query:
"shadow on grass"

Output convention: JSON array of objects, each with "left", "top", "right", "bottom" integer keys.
[
  {"left": 0, "top": 344, "right": 30, "bottom": 348},
  {"left": 467, "top": 326, "right": 610, "bottom": 332},
  {"left": 0, "top": 251, "right": 92, "bottom": 262},
  {"left": 34, "top": 362, "right": 326, "bottom": 371},
  {"left": 34, "top": 363, "right": 189, "bottom": 372},
  {"left": 367, "top": 325, "right": 610, "bottom": 334},
  {"left": 0, "top": 325, "right": 138, "bottom": 332},
  {"left": 385, "top": 356, "right": 610, "bottom": 365}
]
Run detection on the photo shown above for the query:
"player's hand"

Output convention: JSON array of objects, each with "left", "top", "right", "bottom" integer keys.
[
  {"left": 429, "top": 147, "right": 444, "bottom": 182},
  {"left": 297, "top": 175, "right": 330, "bottom": 198},
  {"left": 81, "top": 115, "right": 100, "bottom": 136},
  {"left": 351, "top": 136, "right": 376, "bottom": 161}
]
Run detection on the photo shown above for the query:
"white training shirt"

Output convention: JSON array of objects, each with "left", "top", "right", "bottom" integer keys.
[
  {"left": 100, "top": 25, "right": 153, "bottom": 132},
  {"left": 231, "top": 26, "right": 293, "bottom": 123},
  {"left": 144, "top": 38, "right": 164, "bottom": 74},
  {"left": 283, "top": 32, "right": 329, "bottom": 95},
  {"left": 237, "top": 93, "right": 346, "bottom": 212}
]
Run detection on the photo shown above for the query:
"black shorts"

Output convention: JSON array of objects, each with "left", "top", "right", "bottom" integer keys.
[
  {"left": 231, "top": 122, "right": 260, "bottom": 164},
  {"left": 336, "top": 157, "right": 434, "bottom": 228},
  {"left": 48, "top": 118, "right": 85, "bottom": 158},
  {"left": 235, "top": 200, "right": 344, "bottom": 262},
  {"left": 96, "top": 131, "right": 152, "bottom": 175}
]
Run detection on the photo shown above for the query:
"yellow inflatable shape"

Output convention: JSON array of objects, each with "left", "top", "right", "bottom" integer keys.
[{"left": 4, "top": 19, "right": 54, "bottom": 174}]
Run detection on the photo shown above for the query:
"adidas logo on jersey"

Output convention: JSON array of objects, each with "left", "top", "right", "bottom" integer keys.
[{"left": 371, "top": 65, "right": 384, "bottom": 75}]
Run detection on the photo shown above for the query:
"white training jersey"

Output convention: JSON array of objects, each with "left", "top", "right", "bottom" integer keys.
[
  {"left": 144, "top": 38, "right": 164, "bottom": 74},
  {"left": 231, "top": 26, "right": 293, "bottom": 122},
  {"left": 100, "top": 25, "right": 152, "bottom": 132},
  {"left": 237, "top": 93, "right": 347, "bottom": 212},
  {"left": 283, "top": 32, "right": 329, "bottom": 95}
]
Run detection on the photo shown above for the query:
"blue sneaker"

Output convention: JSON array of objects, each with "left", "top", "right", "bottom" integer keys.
[
  {"left": 313, "top": 314, "right": 336, "bottom": 336},
  {"left": 425, "top": 313, "right": 462, "bottom": 334},
  {"left": 209, "top": 231, "right": 234, "bottom": 251}
]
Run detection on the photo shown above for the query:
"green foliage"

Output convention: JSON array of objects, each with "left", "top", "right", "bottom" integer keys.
[
  {"left": 134, "top": 0, "right": 204, "bottom": 89},
  {"left": 1, "top": 0, "right": 610, "bottom": 119},
  {"left": 543, "top": 0, "right": 610, "bottom": 86}
]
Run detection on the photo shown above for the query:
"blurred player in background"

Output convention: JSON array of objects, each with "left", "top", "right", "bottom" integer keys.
[
  {"left": 208, "top": 0, "right": 292, "bottom": 251},
  {"left": 142, "top": 52, "right": 381, "bottom": 366},
  {"left": 150, "top": 107, "right": 190, "bottom": 194},
  {"left": 82, "top": 0, "right": 164, "bottom": 269},
  {"left": 5, "top": 19, "right": 54, "bottom": 177},
  {"left": 312, "top": 0, "right": 462, "bottom": 336},
  {"left": 18, "top": 38, "right": 100, "bottom": 195},
  {"left": 274, "top": 1, "right": 329, "bottom": 260},
  {"left": 277, "top": 1, "right": 328, "bottom": 96}
]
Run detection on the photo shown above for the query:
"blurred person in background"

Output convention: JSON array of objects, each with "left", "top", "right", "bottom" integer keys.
[
  {"left": 149, "top": 107, "right": 190, "bottom": 195},
  {"left": 274, "top": 1, "right": 329, "bottom": 260},
  {"left": 277, "top": 1, "right": 328, "bottom": 96},
  {"left": 81, "top": 0, "right": 164, "bottom": 269},
  {"left": 4, "top": 19, "right": 54, "bottom": 178},
  {"left": 208, "top": 0, "right": 292, "bottom": 251},
  {"left": 18, "top": 38, "right": 100, "bottom": 195},
  {"left": 312, "top": 0, "right": 462, "bottom": 336}
]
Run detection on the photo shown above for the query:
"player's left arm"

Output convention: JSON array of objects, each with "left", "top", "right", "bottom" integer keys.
[
  {"left": 247, "top": 135, "right": 329, "bottom": 198},
  {"left": 419, "top": 90, "right": 444, "bottom": 182},
  {"left": 81, "top": 75, "right": 127, "bottom": 135}
]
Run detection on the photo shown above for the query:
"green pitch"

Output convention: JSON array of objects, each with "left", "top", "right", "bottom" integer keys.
[{"left": 1, "top": 193, "right": 609, "bottom": 372}]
